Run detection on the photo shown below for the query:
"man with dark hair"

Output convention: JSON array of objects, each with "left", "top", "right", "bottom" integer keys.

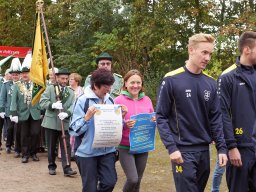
[
  {"left": 40, "top": 68, "right": 77, "bottom": 176},
  {"left": 156, "top": 33, "right": 227, "bottom": 192},
  {"left": 218, "top": 31, "right": 256, "bottom": 191},
  {"left": 83, "top": 52, "right": 123, "bottom": 98}
]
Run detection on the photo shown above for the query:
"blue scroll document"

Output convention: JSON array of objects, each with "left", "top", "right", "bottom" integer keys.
[{"left": 129, "top": 112, "right": 156, "bottom": 154}]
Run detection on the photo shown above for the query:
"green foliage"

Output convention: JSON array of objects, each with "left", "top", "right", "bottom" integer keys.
[{"left": 1, "top": 0, "right": 256, "bottom": 89}]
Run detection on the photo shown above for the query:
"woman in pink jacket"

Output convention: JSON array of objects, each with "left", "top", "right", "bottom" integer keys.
[{"left": 114, "top": 69, "right": 154, "bottom": 192}]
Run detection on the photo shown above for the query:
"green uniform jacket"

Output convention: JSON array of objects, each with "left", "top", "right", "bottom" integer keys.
[
  {"left": 39, "top": 84, "right": 75, "bottom": 131},
  {"left": 83, "top": 73, "right": 123, "bottom": 98},
  {"left": 0, "top": 81, "right": 13, "bottom": 117},
  {"left": 10, "top": 82, "right": 41, "bottom": 121}
]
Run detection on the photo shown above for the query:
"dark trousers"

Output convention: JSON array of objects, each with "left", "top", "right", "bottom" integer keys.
[
  {"left": 5, "top": 117, "right": 15, "bottom": 148},
  {"left": 0, "top": 117, "right": 4, "bottom": 147},
  {"left": 172, "top": 150, "right": 210, "bottom": 192},
  {"left": 14, "top": 122, "right": 21, "bottom": 153},
  {"left": 226, "top": 147, "right": 256, "bottom": 192},
  {"left": 20, "top": 115, "right": 41, "bottom": 157},
  {"left": 76, "top": 153, "right": 117, "bottom": 192},
  {"left": 45, "top": 128, "right": 71, "bottom": 172}
]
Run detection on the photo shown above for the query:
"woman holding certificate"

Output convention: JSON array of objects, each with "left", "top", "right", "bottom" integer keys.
[
  {"left": 114, "top": 69, "right": 155, "bottom": 192},
  {"left": 69, "top": 68, "right": 122, "bottom": 192}
]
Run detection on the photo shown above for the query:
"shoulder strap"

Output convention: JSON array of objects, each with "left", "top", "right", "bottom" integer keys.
[
  {"left": 109, "top": 97, "right": 114, "bottom": 104},
  {"left": 84, "top": 98, "right": 90, "bottom": 113},
  {"left": 83, "top": 97, "right": 114, "bottom": 113}
]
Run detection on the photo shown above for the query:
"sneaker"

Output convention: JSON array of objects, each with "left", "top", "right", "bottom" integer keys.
[
  {"left": 49, "top": 169, "right": 56, "bottom": 175},
  {"left": 14, "top": 152, "right": 20, "bottom": 158},
  {"left": 21, "top": 156, "right": 28, "bottom": 163},
  {"left": 64, "top": 169, "right": 77, "bottom": 177},
  {"left": 31, "top": 154, "right": 39, "bottom": 161}
]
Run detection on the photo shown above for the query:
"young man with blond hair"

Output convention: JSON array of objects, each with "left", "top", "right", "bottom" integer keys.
[
  {"left": 218, "top": 31, "right": 256, "bottom": 192},
  {"left": 156, "top": 33, "right": 228, "bottom": 192}
]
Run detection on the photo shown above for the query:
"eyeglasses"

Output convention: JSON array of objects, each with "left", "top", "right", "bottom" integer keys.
[
  {"left": 99, "top": 62, "right": 111, "bottom": 66},
  {"left": 102, "top": 85, "right": 112, "bottom": 89}
]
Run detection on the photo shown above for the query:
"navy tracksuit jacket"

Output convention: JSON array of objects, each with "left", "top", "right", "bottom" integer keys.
[
  {"left": 156, "top": 66, "right": 227, "bottom": 154},
  {"left": 156, "top": 66, "right": 227, "bottom": 192},
  {"left": 218, "top": 61, "right": 256, "bottom": 192}
]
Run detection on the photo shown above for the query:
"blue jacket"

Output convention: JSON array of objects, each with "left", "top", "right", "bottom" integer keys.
[
  {"left": 69, "top": 86, "right": 116, "bottom": 157},
  {"left": 218, "top": 61, "right": 256, "bottom": 150},
  {"left": 156, "top": 66, "right": 227, "bottom": 154}
]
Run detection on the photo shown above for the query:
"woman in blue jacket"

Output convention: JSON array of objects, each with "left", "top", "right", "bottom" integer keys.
[{"left": 69, "top": 68, "right": 127, "bottom": 192}]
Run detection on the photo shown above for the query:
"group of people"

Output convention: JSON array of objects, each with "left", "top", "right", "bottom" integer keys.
[
  {"left": 157, "top": 31, "right": 256, "bottom": 192},
  {"left": 0, "top": 31, "right": 256, "bottom": 192},
  {"left": 68, "top": 31, "right": 256, "bottom": 192}
]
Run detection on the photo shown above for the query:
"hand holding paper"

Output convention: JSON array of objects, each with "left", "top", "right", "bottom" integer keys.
[
  {"left": 126, "top": 119, "right": 136, "bottom": 128},
  {"left": 119, "top": 104, "right": 128, "bottom": 118},
  {"left": 150, "top": 116, "right": 156, "bottom": 122},
  {"left": 84, "top": 106, "right": 97, "bottom": 121}
]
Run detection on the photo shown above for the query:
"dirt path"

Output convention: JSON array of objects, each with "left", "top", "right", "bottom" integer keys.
[
  {"left": 0, "top": 151, "right": 81, "bottom": 192},
  {"left": 0, "top": 141, "right": 227, "bottom": 192},
  {"left": 0, "top": 145, "right": 171, "bottom": 192}
]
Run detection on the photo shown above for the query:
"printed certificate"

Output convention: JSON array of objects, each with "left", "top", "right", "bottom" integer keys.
[
  {"left": 129, "top": 112, "right": 156, "bottom": 154},
  {"left": 92, "top": 104, "right": 123, "bottom": 148}
]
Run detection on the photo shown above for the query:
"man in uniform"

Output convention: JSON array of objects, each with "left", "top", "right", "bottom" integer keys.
[
  {"left": 218, "top": 31, "right": 256, "bottom": 191},
  {"left": 0, "top": 69, "right": 11, "bottom": 150},
  {"left": 0, "top": 58, "right": 21, "bottom": 155},
  {"left": 156, "top": 33, "right": 227, "bottom": 192},
  {"left": 10, "top": 61, "right": 41, "bottom": 163},
  {"left": 40, "top": 68, "right": 77, "bottom": 176},
  {"left": 83, "top": 52, "right": 123, "bottom": 98}
]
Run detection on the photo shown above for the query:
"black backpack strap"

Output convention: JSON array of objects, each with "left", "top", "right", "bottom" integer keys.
[
  {"left": 84, "top": 98, "right": 90, "bottom": 113},
  {"left": 109, "top": 97, "right": 114, "bottom": 104}
]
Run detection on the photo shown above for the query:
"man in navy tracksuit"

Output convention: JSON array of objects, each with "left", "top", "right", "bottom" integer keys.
[
  {"left": 218, "top": 31, "right": 256, "bottom": 192},
  {"left": 156, "top": 33, "right": 227, "bottom": 192}
]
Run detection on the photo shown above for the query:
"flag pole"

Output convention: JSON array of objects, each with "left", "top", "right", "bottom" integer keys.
[{"left": 36, "top": 0, "right": 70, "bottom": 166}]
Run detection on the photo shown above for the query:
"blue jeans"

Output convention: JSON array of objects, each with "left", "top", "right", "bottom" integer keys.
[{"left": 211, "top": 156, "right": 225, "bottom": 192}]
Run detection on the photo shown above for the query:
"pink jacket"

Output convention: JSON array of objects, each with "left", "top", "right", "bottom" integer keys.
[{"left": 114, "top": 91, "right": 154, "bottom": 146}]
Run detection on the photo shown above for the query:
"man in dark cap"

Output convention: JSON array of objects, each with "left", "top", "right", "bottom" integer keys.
[
  {"left": 83, "top": 52, "right": 123, "bottom": 98},
  {"left": 40, "top": 68, "right": 77, "bottom": 177}
]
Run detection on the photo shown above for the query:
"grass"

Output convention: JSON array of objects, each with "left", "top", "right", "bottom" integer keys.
[{"left": 114, "top": 130, "right": 228, "bottom": 192}]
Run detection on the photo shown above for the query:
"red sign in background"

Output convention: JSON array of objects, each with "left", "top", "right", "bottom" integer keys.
[{"left": 0, "top": 46, "right": 32, "bottom": 58}]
